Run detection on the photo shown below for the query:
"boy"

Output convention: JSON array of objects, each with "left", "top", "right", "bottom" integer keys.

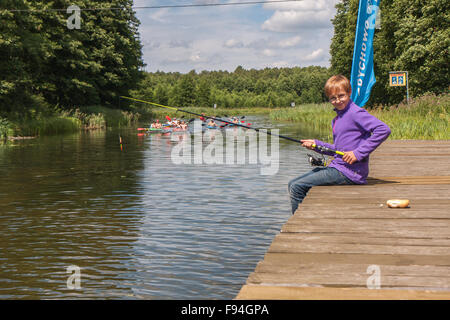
[{"left": 288, "top": 75, "right": 391, "bottom": 214}]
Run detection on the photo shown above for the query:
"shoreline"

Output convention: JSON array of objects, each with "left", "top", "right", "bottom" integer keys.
[
  {"left": 0, "top": 105, "right": 148, "bottom": 140},
  {"left": 2, "top": 92, "right": 448, "bottom": 140}
]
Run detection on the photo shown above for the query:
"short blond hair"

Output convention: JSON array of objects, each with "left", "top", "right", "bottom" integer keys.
[{"left": 324, "top": 75, "right": 352, "bottom": 98}]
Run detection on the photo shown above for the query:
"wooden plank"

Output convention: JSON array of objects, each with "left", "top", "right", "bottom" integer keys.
[
  {"left": 235, "top": 285, "right": 450, "bottom": 300},
  {"left": 296, "top": 203, "right": 450, "bottom": 211},
  {"left": 272, "top": 233, "right": 450, "bottom": 247},
  {"left": 373, "top": 153, "right": 450, "bottom": 157},
  {"left": 291, "top": 208, "right": 450, "bottom": 219},
  {"left": 281, "top": 224, "right": 450, "bottom": 238},
  {"left": 261, "top": 252, "right": 450, "bottom": 267},
  {"left": 369, "top": 171, "right": 450, "bottom": 177},
  {"left": 246, "top": 272, "right": 450, "bottom": 289},
  {"left": 297, "top": 202, "right": 449, "bottom": 210},
  {"left": 298, "top": 198, "right": 449, "bottom": 205},
  {"left": 325, "top": 183, "right": 450, "bottom": 189},
  {"left": 254, "top": 263, "right": 450, "bottom": 278},
  {"left": 285, "top": 218, "right": 450, "bottom": 228},
  {"left": 304, "top": 193, "right": 450, "bottom": 199},
  {"left": 305, "top": 191, "right": 450, "bottom": 199},
  {"left": 306, "top": 183, "right": 450, "bottom": 193},
  {"left": 268, "top": 241, "right": 450, "bottom": 256},
  {"left": 373, "top": 147, "right": 450, "bottom": 152},
  {"left": 370, "top": 177, "right": 450, "bottom": 185}
]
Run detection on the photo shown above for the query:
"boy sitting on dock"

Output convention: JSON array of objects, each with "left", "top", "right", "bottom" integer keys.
[{"left": 288, "top": 75, "right": 391, "bottom": 214}]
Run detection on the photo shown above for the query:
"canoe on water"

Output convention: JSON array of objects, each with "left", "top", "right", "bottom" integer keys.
[{"left": 137, "top": 127, "right": 172, "bottom": 133}]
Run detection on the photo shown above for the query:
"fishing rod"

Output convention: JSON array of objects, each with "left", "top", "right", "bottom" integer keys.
[{"left": 120, "top": 96, "right": 345, "bottom": 157}]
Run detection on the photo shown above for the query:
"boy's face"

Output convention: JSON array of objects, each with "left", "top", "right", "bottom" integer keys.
[{"left": 328, "top": 88, "right": 351, "bottom": 110}]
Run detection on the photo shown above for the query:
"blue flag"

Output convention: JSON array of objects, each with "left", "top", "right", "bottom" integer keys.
[{"left": 350, "top": 0, "right": 380, "bottom": 107}]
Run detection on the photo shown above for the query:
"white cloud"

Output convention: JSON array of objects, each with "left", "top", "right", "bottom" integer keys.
[
  {"left": 169, "top": 39, "right": 192, "bottom": 48},
  {"left": 261, "top": 0, "right": 339, "bottom": 32},
  {"left": 134, "top": 0, "right": 339, "bottom": 72},
  {"left": 194, "top": 0, "right": 221, "bottom": 4},
  {"left": 262, "top": 49, "right": 276, "bottom": 57},
  {"left": 263, "top": 0, "right": 330, "bottom": 11},
  {"left": 262, "top": 9, "right": 333, "bottom": 32},
  {"left": 149, "top": 8, "right": 169, "bottom": 22},
  {"left": 271, "top": 60, "right": 290, "bottom": 68},
  {"left": 190, "top": 53, "right": 202, "bottom": 62},
  {"left": 278, "top": 36, "right": 302, "bottom": 48},
  {"left": 142, "top": 40, "right": 160, "bottom": 49},
  {"left": 303, "top": 48, "right": 325, "bottom": 61},
  {"left": 224, "top": 39, "right": 244, "bottom": 48}
]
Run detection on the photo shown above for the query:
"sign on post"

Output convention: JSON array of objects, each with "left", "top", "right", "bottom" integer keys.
[
  {"left": 389, "top": 71, "right": 409, "bottom": 104},
  {"left": 389, "top": 72, "right": 406, "bottom": 87}
]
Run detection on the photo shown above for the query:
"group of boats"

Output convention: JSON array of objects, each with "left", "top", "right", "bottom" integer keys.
[{"left": 137, "top": 116, "right": 247, "bottom": 134}]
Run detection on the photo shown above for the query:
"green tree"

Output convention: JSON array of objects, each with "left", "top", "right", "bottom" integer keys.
[
  {"left": 154, "top": 83, "right": 169, "bottom": 106},
  {"left": 392, "top": 0, "right": 449, "bottom": 97},
  {"left": 196, "top": 79, "right": 211, "bottom": 108},
  {"left": 330, "top": 0, "right": 358, "bottom": 78},
  {"left": 0, "top": 0, "right": 144, "bottom": 115},
  {"left": 171, "top": 74, "right": 196, "bottom": 107},
  {"left": 330, "top": 0, "right": 449, "bottom": 106}
]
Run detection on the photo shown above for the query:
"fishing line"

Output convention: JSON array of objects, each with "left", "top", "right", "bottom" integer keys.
[{"left": 120, "top": 95, "right": 345, "bottom": 158}]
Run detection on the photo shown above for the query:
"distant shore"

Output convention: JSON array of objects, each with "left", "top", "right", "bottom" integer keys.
[
  {"left": 0, "top": 105, "right": 147, "bottom": 140},
  {"left": 2, "top": 93, "right": 447, "bottom": 141}
]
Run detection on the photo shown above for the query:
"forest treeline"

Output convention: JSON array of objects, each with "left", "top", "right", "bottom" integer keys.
[
  {"left": 0, "top": 0, "right": 448, "bottom": 119},
  {"left": 136, "top": 0, "right": 449, "bottom": 109},
  {"left": 130, "top": 66, "right": 331, "bottom": 109},
  {"left": 0, "top": 0, "right": 143, "bottom": 118}
]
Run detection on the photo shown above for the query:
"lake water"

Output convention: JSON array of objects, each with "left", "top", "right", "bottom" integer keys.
[{"left": 0, "top": 116, "right": 328, "bottom": 299}]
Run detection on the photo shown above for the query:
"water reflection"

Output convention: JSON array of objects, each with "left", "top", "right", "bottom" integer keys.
[
  {"left": 0, "top": 131, "right": 145, "bottom": 299},
  {"left": 0, "top": 116, "right": 319, "bottom": 299}
]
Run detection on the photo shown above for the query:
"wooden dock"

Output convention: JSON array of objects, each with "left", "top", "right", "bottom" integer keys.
[{"left": 236, "top": 140, "right": 450, "bottom": 299}]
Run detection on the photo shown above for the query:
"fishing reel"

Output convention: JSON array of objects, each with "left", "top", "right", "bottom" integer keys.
[{"left": 307, "top": 153, "right": 328, "bottom": 167}]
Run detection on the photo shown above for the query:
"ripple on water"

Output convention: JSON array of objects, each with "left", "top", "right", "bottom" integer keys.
[{"left": 0, "top": 121, "right": 312, "bottom": 299}]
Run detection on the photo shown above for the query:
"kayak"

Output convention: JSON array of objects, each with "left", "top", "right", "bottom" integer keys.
[
  {"left": 140, "top": 127, "right": 172, "bottom": 133},
  {"left": 206, "top": 125, "right": 219, "bottom": 129}
]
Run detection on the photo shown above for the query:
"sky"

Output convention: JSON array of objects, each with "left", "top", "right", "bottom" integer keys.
[{"left": 133, "top": 0, "right": 340, "bottom": 73}]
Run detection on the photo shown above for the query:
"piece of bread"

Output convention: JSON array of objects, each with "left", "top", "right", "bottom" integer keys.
[{"left": 386, "top": 199, "right": 410, "bottom": 208}]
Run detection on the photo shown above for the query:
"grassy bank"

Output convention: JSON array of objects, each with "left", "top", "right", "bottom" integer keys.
[
  {"left": 270, "top": 93, "right": 449, "bottom": 140},
  {"left": 1, "top": 105, "right": 150, "bottom": 139},
  {"left": 2, "top": 93, "right": 447, "bottom": 140}
]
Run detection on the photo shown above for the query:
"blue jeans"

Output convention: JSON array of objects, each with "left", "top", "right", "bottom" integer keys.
[{"left": 288, "top": 167, "right": 354, "bottom": 214}]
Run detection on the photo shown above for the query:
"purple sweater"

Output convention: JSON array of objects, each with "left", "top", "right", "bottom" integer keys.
[{"left": 314, "top": 100, "right": 391, "bottom": 184}]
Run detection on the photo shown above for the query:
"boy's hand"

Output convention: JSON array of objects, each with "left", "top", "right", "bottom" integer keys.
[
  {"left": 300, "top": 139, "right": 316, "bottom": 150},
  {"left": 342, "top": 151, "right": 357, "bottom": 164}
]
